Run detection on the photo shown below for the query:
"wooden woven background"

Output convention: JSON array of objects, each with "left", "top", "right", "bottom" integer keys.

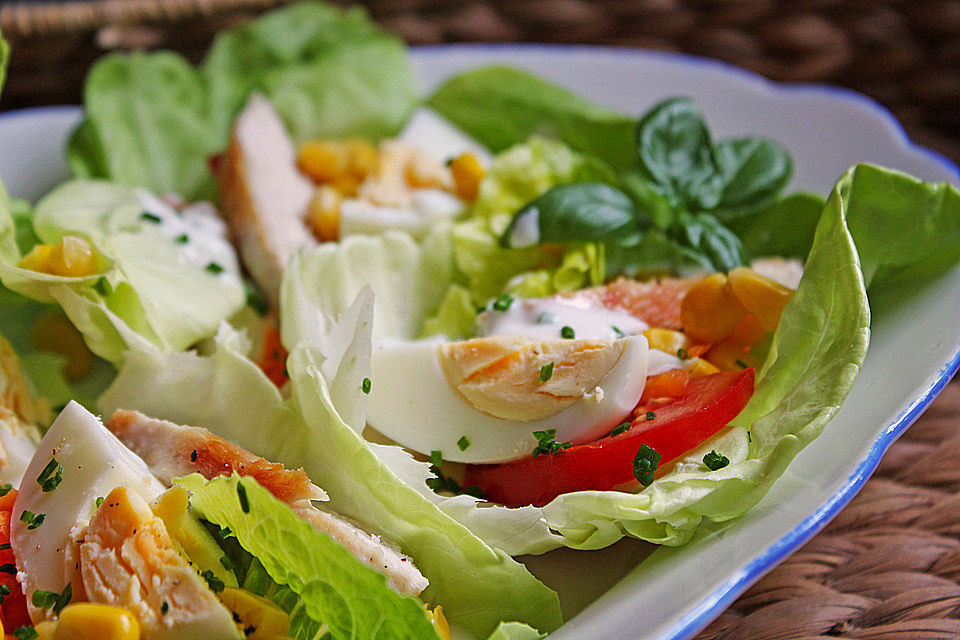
[
  {"left": 2, "top": 2, "right": 960, "bottom": 639},
  {"left": 1, "top": 0, "right": 959, "bottom": 163}
]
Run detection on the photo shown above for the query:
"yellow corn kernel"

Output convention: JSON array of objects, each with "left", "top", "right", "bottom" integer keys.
[
  {"left": 727, "top": 267, "right": 794, "bottom": 333},
  {"left": 704, "top": 339, "right": 757, "bottom": 372},
  {"left": 448, "top": 153, "right": 485, "bottom": 202},
  {"left": 30, "top": 309, "right": 93, "bottom": 381},
  {"left": 344, "top": 138, "right": 378, "bottom": 179},
  {"left": 642, "top": 328, "right": 688, "bottom": 355},
  {"left": 218, "top": 588, "right": 290, "bottom": 639},
  {"left": 680, "top": 274, "right": 747, "bottom": 344},
  {"left": 53, "top": 603, "right": 141, "bottom": 640},
  {"left": 429, "top": 605, "right": 451, "bottom": 640},
  {"left": 687, "top": 358, "right": 721, "bottom": 377},
  {"left": 297, "top": 140, "right": 349, "bottom": 184},
  {"left": 330, "top": 175, "right": 361, "bottom": 198},
  {"left": 35, "top": 621, "right": 56, "bottom": 640},
  {"left": 305, "top": 185, "right": 342, "bottom": 243},
  {"left": 19, "top": 236, "right": 100, "bottom": 278},
  {"left": 17, "top": 243, "right": 54, "bottom": 272}
]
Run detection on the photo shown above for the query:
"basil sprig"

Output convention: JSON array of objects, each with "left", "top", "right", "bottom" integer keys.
[{"left": 500, "top": 97, "right": 795, "bottom": 275}]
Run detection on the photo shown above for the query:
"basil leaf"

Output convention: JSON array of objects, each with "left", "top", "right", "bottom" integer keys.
[
  {"left": 605, "top": 231, "right": 713, "bottom": 280},
  {"left": 636, "top": 97, "right": 722, "bottom": 211},
  {"left": 619, "top": 172, "right": 675, "bottom": 229},
  {"left": 672, "top": 212, "right": 748, "bottom": 272},
  {"left": 714, "top": 137, "right": 793, "bottom": 219},
  {"left": 500, "top": 183, "right": 645, "bottom": 249},
  {"left": 729, "top": 192, "right": 825, "bottom": 259}
]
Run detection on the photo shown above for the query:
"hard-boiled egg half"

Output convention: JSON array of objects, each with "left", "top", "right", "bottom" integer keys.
[{"left": 366, "top": 330, "right": 650, "bottom": 464}]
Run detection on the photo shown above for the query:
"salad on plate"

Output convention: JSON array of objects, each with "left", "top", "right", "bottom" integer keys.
[{"left": 0, "top": 3, "right": 959, "bottom": 639}]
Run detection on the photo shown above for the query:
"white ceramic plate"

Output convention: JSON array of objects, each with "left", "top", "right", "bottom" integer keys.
[{"left": 1, "top": 45, "right": 959, "bottom": 640}]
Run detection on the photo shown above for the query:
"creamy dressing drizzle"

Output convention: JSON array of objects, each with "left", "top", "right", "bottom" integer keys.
[
  {"left": 135, "top": 190, "right": 240, "bottom": 277},
  {"left": 478, "top": 296, "right": 648, "bottom": 341}
]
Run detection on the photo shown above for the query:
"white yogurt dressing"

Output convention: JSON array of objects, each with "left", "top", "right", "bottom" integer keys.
[
  {"left": 339, "top": 188, "right": 464, "bottom": 240},
  {"left": 478, "top": 296, "right": 648, "bottom": 341},
  {"left": 135, "top": 189, "right": 241, "bottom": 277}
]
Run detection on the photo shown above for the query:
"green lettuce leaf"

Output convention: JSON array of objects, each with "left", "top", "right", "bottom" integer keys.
[
  {"left": 203, "top": 1, "right": 416, "bottom": 145},
  {"left": 67, "top": 2, "right": 416, "bottom": 201},
  {"left": 0, "top": 29, "right": 8, "bottom": 93},
  {"left": 0, "top": 180, "right": 245, "bottom": 362},
  {"left": 177, "top": 473, "right": 441, "bottom": 640},
  {"left": 427, "top": 66, "right": 637, "bottom": 171},
  {"left": 67, "top": 51, "right": 218, "bottom": 200}
]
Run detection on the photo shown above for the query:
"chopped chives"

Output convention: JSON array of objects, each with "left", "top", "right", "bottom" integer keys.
[
  {"left": 609, "top": 422, "right": 631, "bottom": 437},
  {"left": 645, "top": 410, "right": 656, "bottom": 421},
  {"left": 633, "top": 444, "right": 661, "bottom": 487},
  {"left": 174, "top": 233, "right": 189, "bottom": 244},
  {"left": 140, "top": 211, "right": 162, "bottom": 224},
  {"left": 539, "top": 362, "right": 554, "bottom": 382},
  {"left": 560, "top": 325, "right": 575, "bottom": 339},
  {"left": 361, "top": 378, "right": 372, "bottom": 394},
  {"left": 236, "top": 483, "right": 249, "bottom": 514},
  {"left": 205, "top": 261, "right": 225, "bottom": 275},
  {"left": 457, "top": 436, "right": 470, "bottom": 451},
  {"left": 703, "top": 450, "right": 730, "bottom": 471},
  {"left": 491, "top": 294, "right": 514, "bottom": 312}
]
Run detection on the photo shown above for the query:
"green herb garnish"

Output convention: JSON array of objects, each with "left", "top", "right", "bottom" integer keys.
[
  {"left": 609, "top": 422, "right": 631, "bottom": 437},
  {"left": 457, "top": 436, "right": 470, "bottom": 451},
  {"left": 37, "top": 458, "right": 63, "bottom": 493},
  {"left": 174, "top": 233, "right": 189, "bottom": 244},
  {"left": 0, "top": 483, "right": 12, "bottom": 497},
  {"left": 201, "top": 569, "right": 225, "bottom": 593},
  {"left": 236, "top": 483, "right": 249, "bottom": 514},
  {"left": 244, "top": 281, "right": 269, "bottom": 316},
  {"left": 0, "top": 563, "right": 16, "bottom": 574},
  {"left": 633, "top": 444, "right": 661, "bottom": 486},
  {"left": 361, "top": 378, "right": 372, "bottom": 394},
  {"left": 13, "top": 626, "right": 38, "bottom": 640},
  {"left": 19, "top": 510, "right": 44, "bottom": 530},
  {"left": 161, "top": 601, "right": 169, "bottom": 615},
  {"left": 491, "top": 294, "right": 514, "bottom": 312},
  {"left": 540, "top": 362, "right": 554, "bottom": 382},
  {"left": 31, "top": 583, "right": 71, "bottom": 615},
  {"left": 612, "top": 326, "right": 625, "bottom": 338},
  {"left": 140, "top": 211, "right": 162, "bottom": 224},
  {"left": 205, "top": 261, "right": 225, "bottom": 275},
  {"left": 95, "top": 496, "right": 104, "bottom": 508},
  {"left": 93, "top": 276, "right": 112, "bottom": 297},
  {"left": 645, "top": 410, "right": 656, "bottom": 421},
  {"left": 560, "top": 326, "right": 575, "bottom": 339},
  {"left": 703, "top": 450, "right": 730, "bottom": 470},
  {"left": 677, "top": 348, "right": 689, "bottom": 360},
  {"left": 532, "top": 429, "right": 572, "bottom": 458},
  {"left": 735, "top": 359, "right": 749, "bottom": 369},
  {"left": 0, "top": 583, "right": 11, "bottom": 603}
]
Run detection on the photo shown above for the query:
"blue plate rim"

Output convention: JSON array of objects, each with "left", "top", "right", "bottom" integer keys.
[{"left": 2, "top": 43, "right": 959, "bottom": 640}]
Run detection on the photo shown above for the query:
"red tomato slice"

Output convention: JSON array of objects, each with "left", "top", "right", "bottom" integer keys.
[
  {"left": 464, "top": 368, "right": 755, "bottom": 507},
  {"left": 0, "top": 489, "right": 31, "bottom": 631}
]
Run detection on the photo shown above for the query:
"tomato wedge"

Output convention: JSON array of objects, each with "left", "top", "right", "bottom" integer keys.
[
  {"left": 0, "top": 489, "right": 31, "bottom": 631},
  {"left": 464, "top": 368, "right": 755, "bottom": 507}
]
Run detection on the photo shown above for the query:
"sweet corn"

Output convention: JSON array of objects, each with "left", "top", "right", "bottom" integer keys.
[
  {"left": 727, "top": 267, "right": 794, "bottom": 333},
  {"left": 704, "top": 339, "right": 757, "bottom": 372},
  {"left": 53, "top": 603, "right": 141, "bottom": 640},
  {"left": 297, "top": 140, "right": 348, "bottom": 184},
  {"left": 218, "top": 588, "right": 290, "bottom": 639},
  {"left": 687, "top": 358, "right": 721, "bottom": 377},
  {"left": 19, "top": 236, "right": 100, "bottom": 278},
  {"left": 642, "top": 328, "right": 688, "bottom": 355},
  {"left": 344, "top": 139, "right": 378, "bottom": 178},
  {"left": 30, "top": 309, "right": 93, "bottom": 381},
  {"left": 34, "top": 621, "right": 56, "bottom": 640},
  {"left": 429, "top": 605, "right": 451, "bottom": 640},
  {"left": 680, "top": 274, "right": 747, "bottom": 344},
  {"left": 448, "top": 153, "right": 485, "bottom": 202},
  {"left": 727, "top": 313, "right": 768, "bottom": 347},
  {"left": 305, "top": 185, "right": 343, "bottom": 243}
]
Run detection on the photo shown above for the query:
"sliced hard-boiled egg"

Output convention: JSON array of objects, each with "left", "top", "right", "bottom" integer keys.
[
  {"left": 79, "top": 486, "right": 241, "bottom": 640},
  {"left": 13, "top": 402, "right": 166, "bottom": 620},
  {"left": 366, "top": 335, "right": 648, "bottom": 463}
]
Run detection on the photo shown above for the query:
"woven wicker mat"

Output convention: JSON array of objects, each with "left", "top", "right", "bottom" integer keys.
[{"left": 694, "top": 377, "right": 960, "bottom": 640}]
